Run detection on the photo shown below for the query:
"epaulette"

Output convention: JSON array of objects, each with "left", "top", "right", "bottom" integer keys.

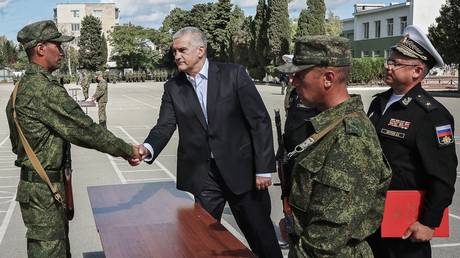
[
  {"left": 343, "top": 115, "right": 363, "bottom": 137},
  {"left": 414, "top": 94, "right": 438, "bottom": 112}
]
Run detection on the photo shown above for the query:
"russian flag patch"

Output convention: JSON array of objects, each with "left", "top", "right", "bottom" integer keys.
[{"left": 435, "top": 124, "right": 454, "bottom": 146}]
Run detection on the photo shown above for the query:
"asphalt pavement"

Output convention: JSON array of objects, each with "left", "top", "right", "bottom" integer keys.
[{"left": 0, "top": 81, "right": 459, "bottom": 258}]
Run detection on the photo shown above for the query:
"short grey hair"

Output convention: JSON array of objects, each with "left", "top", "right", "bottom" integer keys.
[{"left": 173, "top": 27, "right": 207, "bottom": 50}]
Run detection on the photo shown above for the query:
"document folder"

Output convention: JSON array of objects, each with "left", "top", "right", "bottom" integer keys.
[{"left": 381, "top": 190, "right": 449, "bottom": 238}]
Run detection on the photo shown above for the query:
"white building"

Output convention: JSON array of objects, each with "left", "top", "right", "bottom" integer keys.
[
  {"left": 341, "top": 0, "right": 446, "bottom": 58},
  {"left": 54, "top": 3, "right": 120, "bottom": 60}
]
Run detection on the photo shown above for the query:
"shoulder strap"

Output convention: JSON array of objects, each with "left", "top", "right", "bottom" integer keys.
[
  {"left": 12, "top": 82, "right": 64, "bottom": 204},
  {"left": 286, "top": 112, "right": 359, "bottom": 159}
]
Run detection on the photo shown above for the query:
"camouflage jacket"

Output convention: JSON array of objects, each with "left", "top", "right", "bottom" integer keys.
[
  {"left": 93, "top": 80, "right": 108, "bottom": 103},
  {"left": 6, "top": 63, "right": 132, "bottom": 172},
  {"left": 288, "top": 95, "right": 391, "bottom": 257}
]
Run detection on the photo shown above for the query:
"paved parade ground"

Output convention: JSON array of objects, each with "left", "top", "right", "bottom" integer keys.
[{"left": 0, "top": 81, "right": 459, "bottom": 258}]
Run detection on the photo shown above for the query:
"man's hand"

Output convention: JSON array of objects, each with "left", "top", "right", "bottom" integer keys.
[
  {"left": 256, "top": 176, "right": 272, "bottom": 190},
  {"left": 402, "top": 221, "right": 435, "bottom": 242},
  {"left": 128, "top": 144, "right": 141, "bottom": 166},
  {"left": 128, "top": 144, "right": 151, "bottom": 166}
]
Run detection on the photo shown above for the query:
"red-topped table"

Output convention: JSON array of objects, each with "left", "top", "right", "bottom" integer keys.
[{"left": 87, "top": 181, "right": 255, "bottom": 258}]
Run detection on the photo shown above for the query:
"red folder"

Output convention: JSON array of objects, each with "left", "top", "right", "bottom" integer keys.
[{"left": 381, "top": 190, "right": 449, "bottom": 238}]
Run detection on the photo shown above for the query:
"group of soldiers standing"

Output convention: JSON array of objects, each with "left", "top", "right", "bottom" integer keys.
[{"left": 5, "top": 19, "right": 457, "bottom": 258}]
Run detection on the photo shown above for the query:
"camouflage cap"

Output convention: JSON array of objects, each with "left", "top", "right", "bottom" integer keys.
[
  {"left": 17, "top": 20, "right": 74, "bottom": 50},
  {"left": 276, "top": 35, "right": 352, "bottom": 74}
]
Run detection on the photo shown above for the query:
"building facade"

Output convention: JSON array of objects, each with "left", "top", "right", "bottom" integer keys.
[
  {"left": 342, "top": 0, "right": 446, "bottom": 58},
  {"left": 54, "top": 3, "right": 119, "bottom": 60}
]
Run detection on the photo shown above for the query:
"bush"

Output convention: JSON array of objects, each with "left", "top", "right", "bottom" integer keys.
[{"left": 349, "top": 57, "right": 385, "bottom": 84}]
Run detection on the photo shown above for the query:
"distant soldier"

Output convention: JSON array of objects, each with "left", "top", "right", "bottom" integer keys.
[
  {"left": 87, "top": 72, "right": 108, "bottom": 128},
  {"left": 80, "top": 70, "right": 90, "bottom": 99},
  {"left": 276, "top": 35, "right": 391, "bottom": 257},
  {"left": 6, "top": 20, "right": 140, "bottom": 258}
]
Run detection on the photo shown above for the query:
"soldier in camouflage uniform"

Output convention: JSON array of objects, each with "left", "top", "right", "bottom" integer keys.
[
  {"left": 89, "top": 72, "right": 108, "bottom": 128},
  {"left": 5, "top": 20, "right": 140, "bottom": 258},
  {"left": 80, "top": 70, "right": 90, "bottom": 99},
  {"left": 276, "top": 35, "right": 392, "bottom": 257}
]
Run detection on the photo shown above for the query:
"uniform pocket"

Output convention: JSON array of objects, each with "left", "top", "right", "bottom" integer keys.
[{"left": 16, "top": 180, "right": 30, "bottom": 203}]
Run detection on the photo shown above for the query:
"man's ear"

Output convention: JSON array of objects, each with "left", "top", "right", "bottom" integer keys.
[
  {"left": 323, "top": 70, "right": 335, "bottom": 89},
  {"left": 412, "top": 65, "right": 425, "bottom": 80},
  {"left": 197, "top": 46, "right": 205, "bottom": 59},
  {"left": 35, "top": 43, "right": 46, "bottom": 57}
]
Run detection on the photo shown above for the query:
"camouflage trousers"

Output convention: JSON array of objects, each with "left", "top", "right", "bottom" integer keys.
[
  {"left": 288, "top": 238, "right": 374, "bottom": 258},
  {"left": 16, "top": 179, "right": 71, "bottom": 258},
  {"left": 81, "top": 84, "right": 89, "bottom": 99},
  {"left": 98, "top": 102, "right": 107, "bottom": 128}
]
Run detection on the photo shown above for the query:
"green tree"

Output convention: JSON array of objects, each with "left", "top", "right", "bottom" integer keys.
[
  {"left": 0, "top": 36, "right": 18, "bottom": 67},
  {"left": 101, "top": 34, "right": 108, "bottom": 67},
  {"left": 161, "top": 8, "right": 191, "bottom": 34},
  {"left": 251, "top": 0, "right": 269, "bottom": 79},
  {"left": 60, "top": 46, "right": 79, "bottom": 74},
  {"left": 78, "top": 15, "right": 105, "bottom": 71},
  {"left": 267, "top": 0, "right": 291, "bottom": 65},
  {"left": 325, "top": 10, "right": 342, "bottom": 36},
  {"left": 109, "top": 24, "right": 161, "bottom": 70},
  {"left": 428, "top": 0, "right": 460, "bottom": 86},
  {"left": 232, "top": 16, "right": 253, "bottom": 67},
  {"left": 228, "top": 6, "right": 247, "bottom": 63},
  {"left": 296, "top": 0, "right": 326, "bottom": 38},
  {"left": 207, "top": 0, "right": 233, "bottom": 61}
]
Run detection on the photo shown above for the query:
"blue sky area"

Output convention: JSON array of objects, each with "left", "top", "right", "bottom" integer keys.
[{"left": 0, "top": 0, "right": 402, "bottom": 42}]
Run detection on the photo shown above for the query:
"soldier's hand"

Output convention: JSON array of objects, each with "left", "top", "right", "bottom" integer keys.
[
  {"left": 255, "top": 176, "right": 272, "bottom": 190},
  {"left": 402, "top": 221, "right": 434, "bottom": 242},
  {"left": 128, "top": 144, "right": 144, "bottom": 166}
]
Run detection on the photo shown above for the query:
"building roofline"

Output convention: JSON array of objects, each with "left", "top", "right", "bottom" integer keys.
[
  {"left": 341, "top": 18, "right": 354, "bottom": 22},
  {"left": 353, "top": 2, "right": 410, "bottom": 16}
]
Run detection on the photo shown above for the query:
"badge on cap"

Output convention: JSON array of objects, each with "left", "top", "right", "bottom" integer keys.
[{"left": 435, "top": 124, "right": 454, "bottom": 146}]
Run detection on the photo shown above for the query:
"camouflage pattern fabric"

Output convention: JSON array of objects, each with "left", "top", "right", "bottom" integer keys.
[
  {"left": 288, "top": 95, "right": 391, "bottom": 257},
  {"left": 93, "top": 79, "right": 108, "bottom": 127},
  {"left": 80, "top": 75, "right": 90, "bottom": 99},
  {"left": 5, "top": 63, "right": 132, "bottom": 256},
  {"left": 277, "top": 35, "right": 352, "bottom": 74},
  {"left": 17, "top": 180, "right": 70, "bottom": 258}
]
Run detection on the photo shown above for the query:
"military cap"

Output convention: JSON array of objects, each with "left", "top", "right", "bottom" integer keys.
[
  {"left": 276, "top": 35, "right": 351, "bottom": 74},
  {"left": 17, "top": 20, "right": 74, "bottom": 50},
  {"left": 392, "top": 25, "right": 444, "bottom": 68},
  {"left": 95, "top": 71, "right": 103, "bottom": 77}
]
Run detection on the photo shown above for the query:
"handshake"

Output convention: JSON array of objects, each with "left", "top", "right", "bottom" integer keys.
[{"left": 127, "top": 144, "right": 151, "bottom": 166}]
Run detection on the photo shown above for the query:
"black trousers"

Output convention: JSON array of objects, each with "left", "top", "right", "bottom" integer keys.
[
  {"left": 367, "top": 228, "right": 431, "bottom": 258},
  {"left": 195, "top": 160, "right": 283, "bottom": 258}
]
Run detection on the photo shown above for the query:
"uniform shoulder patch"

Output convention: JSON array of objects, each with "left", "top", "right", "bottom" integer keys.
[
  {"left": 414, "top": 94, "right": 438, "bottom": 112},
  {"left": 435, "top": 124, "right": 455, "bottom": 146}
]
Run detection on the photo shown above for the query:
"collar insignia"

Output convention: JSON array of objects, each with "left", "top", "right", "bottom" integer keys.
[{"left": 402, "top": 97, "right": 412, "bottom": 106}]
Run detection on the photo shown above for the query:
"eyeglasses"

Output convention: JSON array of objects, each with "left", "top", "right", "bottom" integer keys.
[{"left": 385, "top": 59, "right": 419, "bottom": 69}]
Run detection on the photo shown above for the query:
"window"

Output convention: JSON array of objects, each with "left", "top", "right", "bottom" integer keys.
[
  {"left": 363, "top": 22, "right": 369, "bottom": 39},
  {"left": 362, "top": 50, "right": 370, "bottom": 57},
  {"left": 373, "top": 50, "right": 381, "bottom": 57},
  {"left": 93, "top": 10, "right": 103, "bottom": 18},
  {"left": 387, "top": 18, "right": 394, "bottom": 36},
  {"left": 375, "top": 21, "right": 381, "bottom": 38},
  {"left": 71, "top": 23, "right": 80, "bottom": 32},
  {"left": 400, "top": 16, "right": 407, "bottom": 34},
  {"left": 71, "top": 10, "right": 79, "bottom": 18}
]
